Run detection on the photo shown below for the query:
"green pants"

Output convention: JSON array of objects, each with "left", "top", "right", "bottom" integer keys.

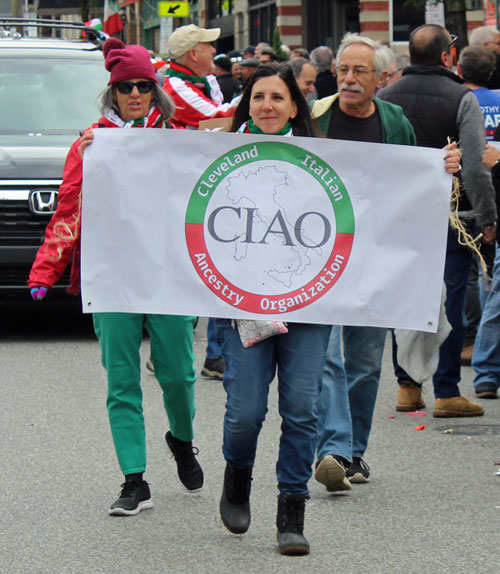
[{"left": 93, "top": 313, "right": 197, "bottom": 476}]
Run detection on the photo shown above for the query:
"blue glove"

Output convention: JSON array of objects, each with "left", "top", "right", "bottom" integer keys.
[{"left": 30, "top": 286, "right": 48, "bottom": 301}]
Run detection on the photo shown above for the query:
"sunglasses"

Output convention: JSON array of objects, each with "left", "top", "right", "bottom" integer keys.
[{"left": 115, "top": 81, "right": 155, "bottom": 95}]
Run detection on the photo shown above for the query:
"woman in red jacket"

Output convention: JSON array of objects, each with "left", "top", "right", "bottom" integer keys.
[{"left": 28, "top": 38, "right": 203, "bottom": 516}]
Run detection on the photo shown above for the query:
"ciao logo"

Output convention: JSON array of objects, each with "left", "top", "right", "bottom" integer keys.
[
  {"left": 207, "top": 207, "right": 332, "bottom": 248},
  {"left": 185, "top": 141, "right": 355, "bottom": 314}
]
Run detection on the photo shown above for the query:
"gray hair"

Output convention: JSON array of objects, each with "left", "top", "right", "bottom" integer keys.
[
  {"left": 310, "top": 46, "right": 333, "bottom": 72},
  {"left": 459, "top": 45, "right": 496, "bottom": 86},
  {"left": 99, "top": 83, "right": 175, "bottom": 120},
  {"left": 288, "top": 57, "right": 315, "bottom": 78},
  {"left": 385, "top": 48, "right": 410, "bottom": 73},
  {"left": 394, "top": 52, "right": 411, "bottom": 70},
  {"left": 336, "top": 33, "right": 390, "bottom": 74},
  {"left": 469, "top": 26, "right": 499, "bottom": 46},
  {"left": 382, "top": 46, "right": 397, "bottom": 73},
  {"left": 176, "top": 49, "right": 195, "bottom": 66},
  {"left": 291, "top": 47, "right": 310, "bottom": 59}
]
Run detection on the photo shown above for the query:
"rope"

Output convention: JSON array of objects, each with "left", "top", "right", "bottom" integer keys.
[{"left": 449, "top": 174, "right": 491, "bottom": 289}]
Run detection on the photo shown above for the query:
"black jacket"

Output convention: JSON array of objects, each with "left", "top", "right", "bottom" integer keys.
[
  {"left": 378, "top": 65, "right": 497, "bottom": 225},
  {"left": 314, "top": 70, "right": 337, "bottom": 100},
  {"left": 216, "top": 74, "right": 242, "bottom": 103},
  {"left": 487, "top": 51, "right": 500, "bottom": 90},
  {"left": 378, "top": 65, "right": 469, "bottom": 149}
]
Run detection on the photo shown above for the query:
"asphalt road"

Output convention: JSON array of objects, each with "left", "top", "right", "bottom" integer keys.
[{"left": 1, "top": 306, "right": 499, "bottom": 574}]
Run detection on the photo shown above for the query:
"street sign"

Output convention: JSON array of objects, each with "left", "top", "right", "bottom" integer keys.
[{"left": 158, "top": 1, "right": 190, "bottom": 17}]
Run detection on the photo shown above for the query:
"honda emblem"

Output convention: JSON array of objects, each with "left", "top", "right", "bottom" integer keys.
[{"left": 29, "top": 189, "right": 58, "bottom": 215}]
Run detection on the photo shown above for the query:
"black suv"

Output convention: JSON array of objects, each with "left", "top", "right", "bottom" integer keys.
[{"left": 0, "top": 18, "right": 109, "bottom": 296}]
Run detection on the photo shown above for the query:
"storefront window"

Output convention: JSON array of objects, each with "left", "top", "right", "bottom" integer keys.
[
  {"left": 392, "top": 0, "right": 425, "bottom": 42},
  {"left": 248, "top": 1, "right": 276, "bottom": 45},
  {"left": 208, "top": 0, "right": 234, "bottom": 19}
]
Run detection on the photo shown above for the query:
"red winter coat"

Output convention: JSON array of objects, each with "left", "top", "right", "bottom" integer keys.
[
  {"left": 163, "top": 62, "right": 238, "bottom": 128},
  {"left": 28, "top": 112, "right": 170, "bottom": 294}
]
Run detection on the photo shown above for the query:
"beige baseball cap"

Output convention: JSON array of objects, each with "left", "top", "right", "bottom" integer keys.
[{"left": 168, "top": 24, "right": 221, "bottom": 59}]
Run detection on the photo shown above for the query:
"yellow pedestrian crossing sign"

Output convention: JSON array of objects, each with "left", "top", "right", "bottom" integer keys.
[{"left": 158, "top": 1, "right": 189, "bottom": 18}]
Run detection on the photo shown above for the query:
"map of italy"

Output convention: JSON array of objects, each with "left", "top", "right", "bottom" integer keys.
[{"left": 224, "top": 165, "right": 323, "bottom": 288}]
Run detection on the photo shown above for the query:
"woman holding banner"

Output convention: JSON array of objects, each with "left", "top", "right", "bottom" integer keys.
[
  {"left": 27, "top": 38, "right": 203, "bottom": 516},
  {"left": 216, "top": 64, "right": 332, "bottom": 556},
  {"left": 216, "top": 63, "right": 462, "bottom": 556}
]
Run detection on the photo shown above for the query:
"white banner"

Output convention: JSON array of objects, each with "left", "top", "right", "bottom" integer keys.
[{"left": 81, "top": 129, "right": 451, "bottom": 332}]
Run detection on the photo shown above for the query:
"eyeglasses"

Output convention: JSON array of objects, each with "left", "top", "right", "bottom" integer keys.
[
  {"left": 386, "top": 70, "right": 402, "bottom": 81},
  {"left": 335, "top": 65, "right": 376, "bottom": 78},
  {"left": 115, "top": 81, "right": 155, "bottom": 95},
  {"left": 447, "top": 34, "right": 458, "bottom": 48}
]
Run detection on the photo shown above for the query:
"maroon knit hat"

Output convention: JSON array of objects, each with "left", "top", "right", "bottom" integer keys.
[{"left": 103, "top": 38, "right": 159, "bottom": 85}]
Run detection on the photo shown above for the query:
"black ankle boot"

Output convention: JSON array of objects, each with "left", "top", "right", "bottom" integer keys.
[
  {"left": 276, "top": 494, "right": 310, "bottom": 555},
  {"left": 219, "top": 463, "right": 252, "bottom": 534}
]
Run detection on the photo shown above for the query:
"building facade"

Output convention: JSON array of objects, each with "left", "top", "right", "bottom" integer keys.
[
  {"left": 195, "top": 0, "right": 485, "bottom": 53},
  {"left": 11, "top": 0, "right": 488, "bottom": 55},
  {"left": 197, "top": 0, "right": 360, "bottom": 52}
]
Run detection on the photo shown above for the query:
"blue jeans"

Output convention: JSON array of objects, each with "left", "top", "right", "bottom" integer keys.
[
  {"left": 393, "top": 224, "right": 473, "bottom": 398},
  {"left": 316, "top": 325, "right": 386, "bottom": 462},
  {"left": 472, "top": 245, "right": 500, "bottom": 389},
  {"left": 216, "top": 320, "right": 331, "bottom": 496},
  {"left": 463, "top": 244, "right": 495, "bottom": 345},
  {"left": 206, "top": 318, "right": 222, "bottom": 359}
]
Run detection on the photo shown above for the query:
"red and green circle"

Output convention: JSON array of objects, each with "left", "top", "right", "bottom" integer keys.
[{"left": 185, "top": 140, "right": 355, "bottom": 314}]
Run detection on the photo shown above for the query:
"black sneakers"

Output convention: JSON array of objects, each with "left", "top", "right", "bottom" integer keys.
[
  {"left": 201, "top": 357, "right": 225, "bottom": 380},
  {"left": 109, "top": 479, "right": 153, "bottom": 516},
  {"left": 347, "top": 457, "right": 370, "bottom": 483},
  {"left": 165, "top": 431, "right": 204, "bottom": 492},
  {"left": 475, "top": 382, "right": 498, "bottom": 398}
]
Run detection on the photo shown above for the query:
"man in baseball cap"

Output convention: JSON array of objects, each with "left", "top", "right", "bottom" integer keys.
[
  {"left": 163, "top": 24, "right": 241, "bottom": 129},
  {"left": 168, "top": 24, "right": 220, "bottom": 60},
  {"left": 163, "top": 24, "right": 241, "bottom": 382}
]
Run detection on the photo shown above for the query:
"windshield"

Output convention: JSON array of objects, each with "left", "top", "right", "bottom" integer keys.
[{"left": 0, "top": 54, "right": 110, "bottom": 134}]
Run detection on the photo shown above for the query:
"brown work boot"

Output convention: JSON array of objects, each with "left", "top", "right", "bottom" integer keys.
[
  {"left": 433, "top": 396, "right": 484, "bottom": 417},
  {"left": 396, "top": 381, "right": 425, "bottom": 412}
]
